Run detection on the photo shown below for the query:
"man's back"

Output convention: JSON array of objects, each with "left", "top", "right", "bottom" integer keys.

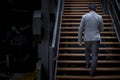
[{"left": 78, "top": 11, "right": 103, "bottom": 42}]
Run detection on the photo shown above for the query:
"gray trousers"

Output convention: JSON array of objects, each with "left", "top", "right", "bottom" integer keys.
[{"left": 85, "top": 41, "right": 100, "bottom": 75}]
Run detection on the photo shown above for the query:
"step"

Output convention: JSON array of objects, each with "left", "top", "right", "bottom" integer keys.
[
  {"left": 57, "top": 67, "right": 120, "bottom": 71},
  {"left": 63, "top": 12, "right": 104, "bottom": 15},
  {"left": 65, "top": 0, "right": 99, "bottom": 1},
  {"left": 64, "top": 3, "right": 100, "bottom": 5},
  {"left": 59, "top": 47, "right": 120, "bottom": 51},
  {"left": 56, "top": 75, "right": 120, "bottom": 79},
  {"left": 58, "top": 60, "right": 120, "bottom": 64},
  {"left": 64, "top": 6, "right": 101, "bottom": 8},
  {"left": 62, "top": 15, "right": 110, "bottom": 17},
  {"left": 64, "top": 4, "right": 101, "bottom": 7},
  {"left": 62, "top": 18, "right": 111, "bottom": 21},
  {"left": 60, "top": 42, "right": 119, "bottom": 45},
  {"left": 64, "top": 10, "right": 102, "bottom": 12},
  {"left": 64, "top": 0, "right": 99, "bottom": 1},
  {"left": 64, "top": 1, "right": 100, "bottom": 4},
  {"left": 60, "top": 32, "right": 115, "bottom": 34},
  {"left": 61, "top": 27, "right": 113, "bottom": 30},
  {"left": 62, "top": 23, "right": 112, "bottom": 26},
  {"left": 60, "top": 36, "right": 117, "bottom": 39},
  {"left": 64, "top": 9, "right": 102, "bottom": 11},
  {"left": 59, "top": 53, "right": 120, "bottom": 57}
]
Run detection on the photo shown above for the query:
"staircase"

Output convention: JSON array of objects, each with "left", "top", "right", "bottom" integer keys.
[{"left": 56, "top": 0, "right": 120, "bottom": 80}]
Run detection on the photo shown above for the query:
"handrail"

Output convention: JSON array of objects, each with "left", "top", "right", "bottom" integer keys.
[
  {"left": 109, "top": 1, "right": 120, "bottom": 43},
  {"left": 114, "top": 0, "right": 120, "bottom": 21},
  {"left": 115, "top": 0, "right": 120, "bottom": 11},
  {"left": 51, "top": 0, "right": 62, "bottom": 48},
  {"left": 49, "top": 0, "right": 64, "bottom": 80},
  {"left": 54, "top": 0, "right": 64, "bottom": 80},
  {"left": 100, "top": 0, "right": 120, "bottom": 43},
  {"left": 100, "top": 0, "right": 108, "bottom": 14}
]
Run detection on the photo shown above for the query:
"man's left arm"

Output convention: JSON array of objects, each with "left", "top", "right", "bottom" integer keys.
[{"left": 99, "top": 16, "right": 104, "bottom": 32}]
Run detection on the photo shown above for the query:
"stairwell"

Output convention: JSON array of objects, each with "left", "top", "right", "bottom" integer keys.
[{"left": 56, "top": 0, "right": 120, "bottom": 80}]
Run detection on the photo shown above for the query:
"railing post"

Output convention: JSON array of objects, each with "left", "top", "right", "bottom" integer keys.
[
  {"left": 49, "top": 0, "right": 64, "bottom": 80},
  {"left": 109, "top": 1, "right": 120, "bottom": 43},
  {"left": 33, "top": 10, "right": 42, "bottom": 80},
  {"left": 100, "top": 0, "right": 110, "bottom": 14},
  {"left": 41, "top": 0, "right": 50, "bottom": 79},
  {"left": 49, "top": 47, "right": 54, "bottom": 80},
  {"left": 33, "top": 10, "right": 41, "bottom": 43}
]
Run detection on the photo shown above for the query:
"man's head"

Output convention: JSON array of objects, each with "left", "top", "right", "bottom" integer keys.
[{"left": 89, "top": 4, "right": 97, "bottom": 11}]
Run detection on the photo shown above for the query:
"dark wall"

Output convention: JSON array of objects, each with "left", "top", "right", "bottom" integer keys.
[{"left": 0, "top": 0, "right": 41, "bottom": 73}]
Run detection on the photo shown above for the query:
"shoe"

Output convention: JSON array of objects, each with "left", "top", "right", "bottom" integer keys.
[
  {"left": 86, "top": 64, "right": 90, "bottom": 68},
  {"left": 89, "top": 72, "right": 95, "bottom": 77}
]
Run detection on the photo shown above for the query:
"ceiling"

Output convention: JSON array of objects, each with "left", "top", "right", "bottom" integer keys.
[{"left": 0, "top": 0, "right": 41, "bottom": 26}]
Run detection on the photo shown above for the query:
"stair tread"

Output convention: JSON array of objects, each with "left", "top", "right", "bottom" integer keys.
[
  {"left": 64, "top": 13, "right": 104, "bottom": 15},
  {"left": 56, "top": 75, "right": 120, "bottom": 79},
  {"left": 64, "top": 3, "right": 100, "bottom": 5},
  {"left": 64, "top": 4, "right": 101, "bottom": 6},
  {"left": 61, "top": 27, "right": 113, "bottom": 29},
  {"left": 64, "top": 1, "right": 100, "bottom": 4},
  {"left": 62, "top": 18, "right": 111, "bottom": 21},
  {"left": 60, "top": 36, "right": 117, "bottom": 39},
  {"left": 59, "top": 53, "right": 120, "bottom": 57},
  {"left": 59, "top": 47, "right": 120, "bottom": 50},
  {"left": 62, "top": 15, "right": 110, "bottom": 17},
  {"left": 63, "top": 12, "right": 103, "bottom": 14},
  {"left": 58, "top": 60, "right": 120, "bottom": 63},
  {"left": 62, "top": 23, "right": 112, "bottom": 26},
  {"left": 60, "top": 42, "right": 119, "bottom": 44},
  {"left": 65, "top": 0, "right": 99, "bottom": 1},
  {"left": 62, "top": 22, "right": 112, "bottom": 24},
  {"left": 64, "top": 6, "right": 102, "bottom": 9},
  {"left": 60, "top": 32, "right": 115, "bottom": 34},
  {"left": 64, "top": 9, "right": 102, "bottom": 12},
  {"left": 57, "top": 67, "right": 120, "bottom": 71}
]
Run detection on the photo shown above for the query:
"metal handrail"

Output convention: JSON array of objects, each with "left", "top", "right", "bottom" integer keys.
[
  {"left": 100, "top": 0, "right": 120, "bottom": 42},
  {"left": 100, "top": 0, "right": 108, "bottom": 14},
  {"left": 54, "top": 1, "right": 64, "bottom": 80},
  {"left": 115, "top": 0, "right": 120, "bottom": 11},
  {"left": 49, "top": 0, "right": 64, "bottom": 80},
  {"left": 109, "top": 1, "right": 120, "bottom": 42},
  {"left": 51, "top": 0, "right": 62, "bottom": 48}
]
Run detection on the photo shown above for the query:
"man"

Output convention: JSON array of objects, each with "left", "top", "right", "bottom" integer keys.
[{"left": 78, "top": 4, "right": 104, "bottom": 76}]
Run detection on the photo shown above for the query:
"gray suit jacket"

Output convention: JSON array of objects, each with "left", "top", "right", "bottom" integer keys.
[{"left": 78, "top": 11, "right": 104, "bottom": 42}]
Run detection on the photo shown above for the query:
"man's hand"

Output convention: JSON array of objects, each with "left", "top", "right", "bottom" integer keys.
[{"left": 78, "top": 42, "right": 82, "bottom": 46}]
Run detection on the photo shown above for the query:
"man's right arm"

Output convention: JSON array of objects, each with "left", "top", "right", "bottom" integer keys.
[{"left": 78, "top": 15, "right": 85, "bottom": 46}]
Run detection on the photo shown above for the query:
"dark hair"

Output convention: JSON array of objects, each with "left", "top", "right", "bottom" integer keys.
[{"left": 89, "top": 4, "right": 97, "bottom": 11}]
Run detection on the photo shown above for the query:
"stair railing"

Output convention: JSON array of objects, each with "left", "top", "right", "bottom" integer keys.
[
  {"left": 100, "top": 0, "right": 120, "bottom": 43},
  {"left": 100, "top": 0, "right": 109, "bottom": 14},
  {"left": 108, "top": 0, "right": 120, "bottom": 43},
  {"left": 49, "top": 0, "right": 64, "bottom": 80}
]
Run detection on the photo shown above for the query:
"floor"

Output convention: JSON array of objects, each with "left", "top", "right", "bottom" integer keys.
[{"left": 10, "top": 72, "right": 36, "bottom": 80}]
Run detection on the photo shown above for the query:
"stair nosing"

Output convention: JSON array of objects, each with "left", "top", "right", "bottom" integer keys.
[
  {"left": 58, "top": 60, "right": 120, "bottom": 64},
  {"left": 59, "top": 47, "right": 120, "bottom": 50},
  {"left": 56, "top": 75, "right": 120, "bottom": 79},
  {"left": 57, "top": 67, "right": 120, "bottom": 71},
  {"left": 59, "top": 53, "right": 120, "bottom": 57}
]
